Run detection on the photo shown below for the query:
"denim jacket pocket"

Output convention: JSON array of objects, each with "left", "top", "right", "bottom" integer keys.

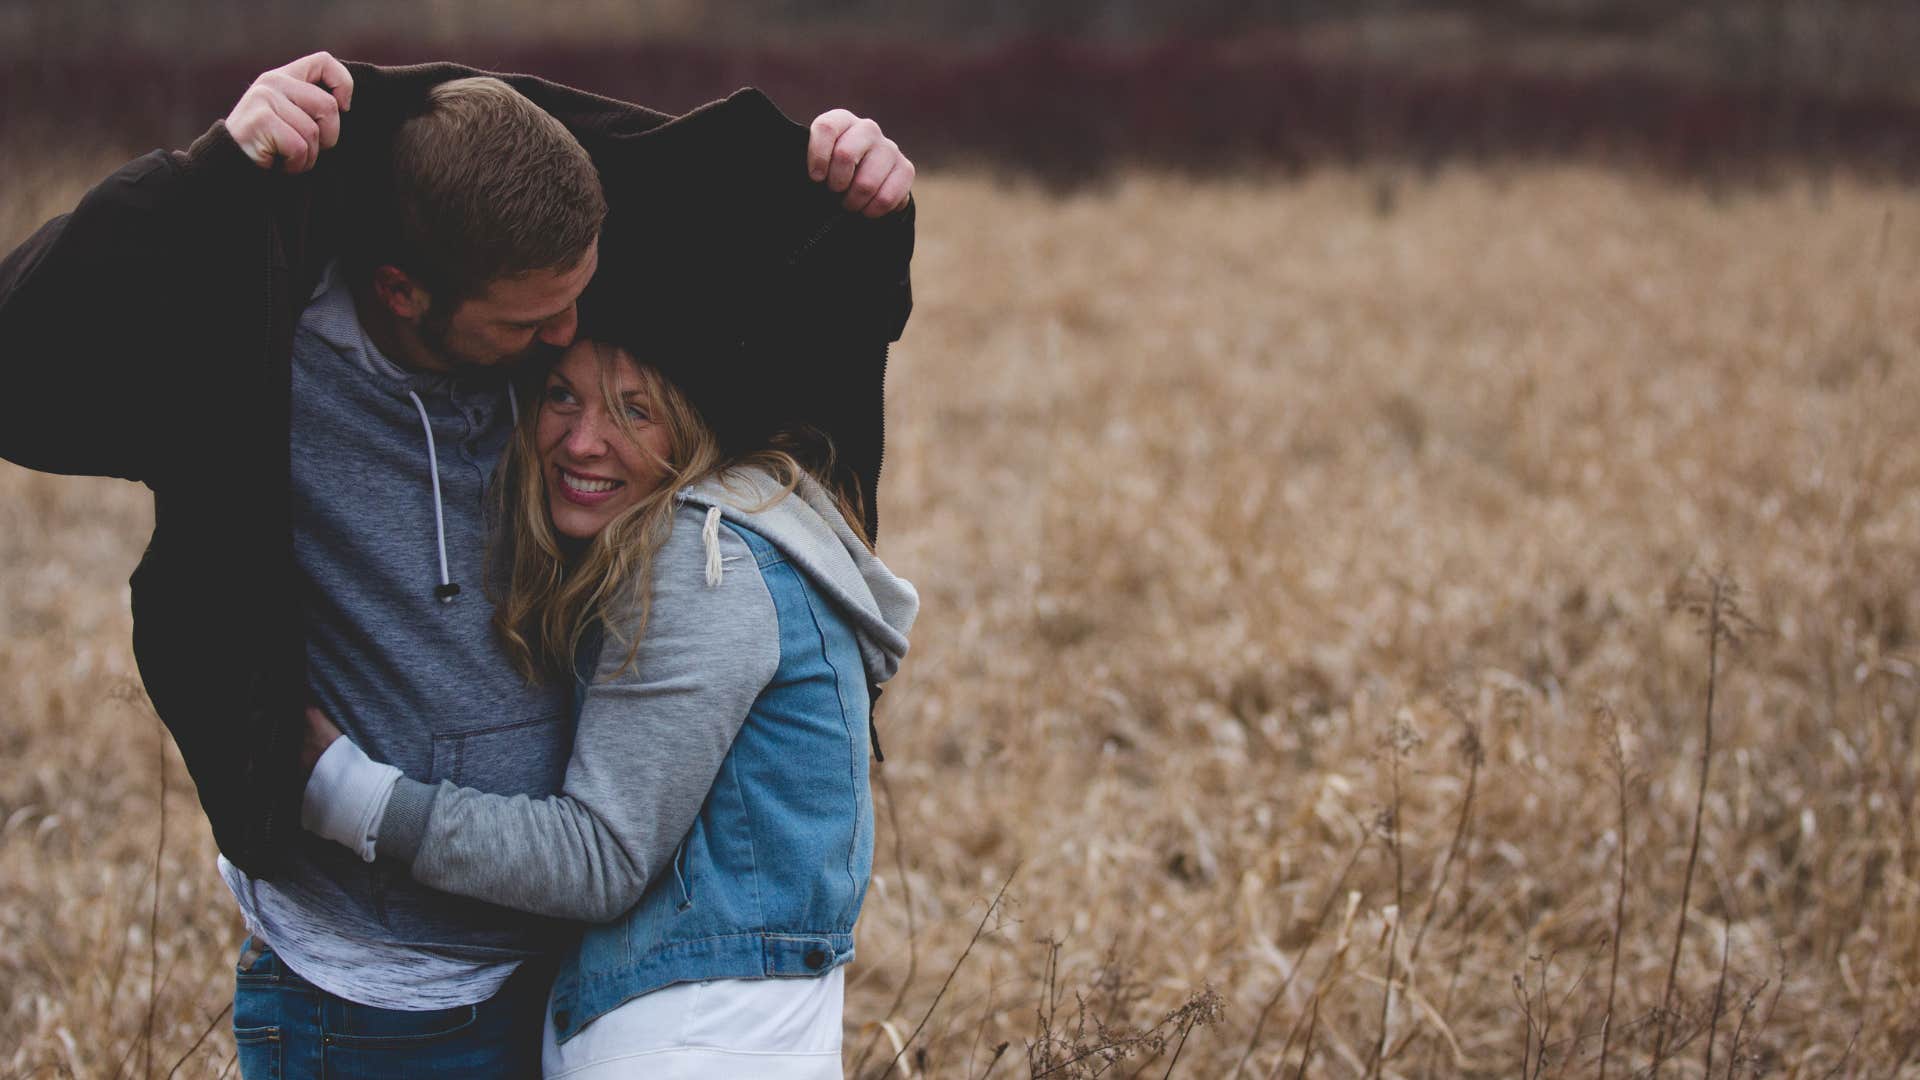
[{"left": 671, "top": 833, "right": 696, "bottom": 912}]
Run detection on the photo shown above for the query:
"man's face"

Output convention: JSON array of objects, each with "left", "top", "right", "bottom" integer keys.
[{"left": 416, "top": 236, "right": 600, "bottom": 375}]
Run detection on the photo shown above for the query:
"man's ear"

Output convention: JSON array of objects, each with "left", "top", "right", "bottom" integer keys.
[{"left": 371, "top": 265, "right": 432, "bottom": 322}]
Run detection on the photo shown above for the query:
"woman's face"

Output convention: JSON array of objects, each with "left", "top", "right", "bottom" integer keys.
[{"left": 536, "top": 340, "right": 674, "bottom": 540}]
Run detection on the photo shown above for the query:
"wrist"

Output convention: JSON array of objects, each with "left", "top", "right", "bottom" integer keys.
[
  {"left": 301, "top": 737, "right": 403, "bottom": 862},
  {"left": 183, "top": 120, "right": 273, "bottom": 182}
]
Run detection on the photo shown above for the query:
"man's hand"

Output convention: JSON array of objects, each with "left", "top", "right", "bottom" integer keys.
[
  {"left": 808, "top": 110, "right": 915, "bottom": 218},
  {"left": 299, "top": 704, "right": 345, "bottom": 778},
  {"left": 224, "top": 52, "right": 355, "bottom": 173}
]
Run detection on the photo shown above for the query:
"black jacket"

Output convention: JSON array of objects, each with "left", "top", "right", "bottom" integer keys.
[{"left": 0, "top": 62, "right": 914, "bottom": 877}]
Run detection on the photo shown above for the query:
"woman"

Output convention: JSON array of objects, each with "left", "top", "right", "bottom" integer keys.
[{"left": 298, "top": 333, "right": 917, "bottom": 1077}]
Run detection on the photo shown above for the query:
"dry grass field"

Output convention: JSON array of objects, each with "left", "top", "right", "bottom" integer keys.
[{"left": 3, "top": 158, "right": 1918, "bottom": 1076}]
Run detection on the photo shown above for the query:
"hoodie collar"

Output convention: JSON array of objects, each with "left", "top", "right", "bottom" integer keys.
[
  {"left": 679, "top": 469, "right": 916, "bottom": 685},
  {"left": 303, "top": 260, "right": 445, "bottom": 390}
]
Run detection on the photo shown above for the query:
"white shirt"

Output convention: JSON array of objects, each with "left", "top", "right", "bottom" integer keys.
[{"left": 542, "top": 969, "right": 844, "bottom": 1079}]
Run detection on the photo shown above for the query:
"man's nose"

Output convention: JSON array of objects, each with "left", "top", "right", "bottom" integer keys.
[{"left": 539, "top": 305, "right": 579, "bottom": 348}]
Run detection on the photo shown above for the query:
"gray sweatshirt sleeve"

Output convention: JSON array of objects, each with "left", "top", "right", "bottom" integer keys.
[{"left": 375, "top": 510, "right": 778, "bottom": 923}]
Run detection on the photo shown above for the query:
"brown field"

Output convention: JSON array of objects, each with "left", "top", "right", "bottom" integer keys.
[{"left": 3, "top": 160, "right": 1918, "bottom": 1076}]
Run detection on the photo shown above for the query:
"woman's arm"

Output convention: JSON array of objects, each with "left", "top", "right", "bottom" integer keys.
[{"left": 305, "top": 506, "right": 777, "bottom": 922}]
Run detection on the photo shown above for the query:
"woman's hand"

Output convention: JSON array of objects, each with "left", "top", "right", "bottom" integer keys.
[{"left": 300, "top": 704, "right": 345, "bottom": 778}]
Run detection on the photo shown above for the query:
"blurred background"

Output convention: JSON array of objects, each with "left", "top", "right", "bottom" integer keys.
[
  {"left": 6, "top": 0, "right": 1920, "bottom": 177},
  {"left": 4, "top": 2, "right": 1920, "bottom": 1077}
]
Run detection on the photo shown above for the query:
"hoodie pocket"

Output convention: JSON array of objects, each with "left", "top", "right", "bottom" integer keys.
[{"left": 427, "top": 711, "right": 569, "bottom": 797}]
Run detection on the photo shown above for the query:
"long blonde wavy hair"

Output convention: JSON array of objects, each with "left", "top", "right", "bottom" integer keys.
[{"left": 490, "top": 341, "right": 870, "bottom": 684}]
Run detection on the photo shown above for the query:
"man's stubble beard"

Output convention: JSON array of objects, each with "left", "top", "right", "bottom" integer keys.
[{"left": 417, "top": 302, "right": 561, "bottom": 380}]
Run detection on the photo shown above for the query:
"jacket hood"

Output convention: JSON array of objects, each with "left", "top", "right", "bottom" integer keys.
[
  {"left": 309, "top": 62, "right": 913, "bottom": 540},
  {"left": 679, "top": 469, "right": 916, "bottom": 685},
  {"left": 322, "top": 61, "right": 862, "bottom": 292}
]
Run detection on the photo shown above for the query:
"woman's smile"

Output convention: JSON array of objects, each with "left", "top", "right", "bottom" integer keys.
[{"left": 554, "top": 467, "right": 625, "bottom": 504}]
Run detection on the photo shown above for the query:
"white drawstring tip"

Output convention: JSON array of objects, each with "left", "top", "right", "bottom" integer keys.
[{"left": 702, "top": 506, "right": 724, "bottom": 587}]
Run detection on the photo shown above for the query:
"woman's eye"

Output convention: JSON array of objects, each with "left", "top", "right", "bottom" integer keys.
[
  {"left": 545, "top": 385, "right": 577, "bottom": 406},
  {"left": 625, "top": 405, "right": 651, "bottom": 422}
]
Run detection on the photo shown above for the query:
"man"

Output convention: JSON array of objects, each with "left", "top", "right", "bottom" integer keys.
[{"left": 0, "top": 51, "right": 915, "bottom": 1074}]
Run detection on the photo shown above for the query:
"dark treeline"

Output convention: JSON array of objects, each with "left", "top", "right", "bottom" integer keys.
[{"left": 7, "top": 35, "right": 1920, "bottom": 183}]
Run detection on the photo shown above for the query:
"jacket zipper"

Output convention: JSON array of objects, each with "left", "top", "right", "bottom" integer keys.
[
  {"left": 788, "top": 213, "right": 896, "bottom": 763},
  {"left": 785, "top": 213, "right": 842, "bottom": 266},
  {"left": 873, "top": 340, "right": 889, "bottom": 538},
  {"left": 865, "top": 339, "right": 891, "bottom": 764},
  {"left": 251, "top": 216, "right": 290, "bottom": 863}
]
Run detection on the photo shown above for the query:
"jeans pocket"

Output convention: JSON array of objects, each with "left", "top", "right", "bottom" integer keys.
[
  {"left": 325, "top": 1003, "right": 480, "bottom": 1048},
  {"left": 232, "top": 943, "right": 285, "bottom": 1080},
  {"left": 233, "top": 935, "right": 275, "bottom": 983},
  {"left": 232, "top": 1025, "right": 281, "bottom": 1080}
]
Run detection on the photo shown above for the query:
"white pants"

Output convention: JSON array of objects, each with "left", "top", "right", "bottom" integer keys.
[{"left": 542, "top": 969, "right": 844, "bottom": 1079}]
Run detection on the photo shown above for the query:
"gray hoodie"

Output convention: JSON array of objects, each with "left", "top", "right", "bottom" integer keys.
[
  {"left": 224, "top": 265, "right": 569, "bottom": 1012},
  {"left": 304, "top": 468, "right": 916, "bottom": 922}
]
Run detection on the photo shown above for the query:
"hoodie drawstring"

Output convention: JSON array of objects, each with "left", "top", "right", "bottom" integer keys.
[
  {"left": 404, "top": 384, "right": 521, "bottom": 603},
  {"left": 702, "top": 506, "right": 725, "bottom": 587},
  {"left": 406, "top": 389, "right": 461, "bottom": 602}
]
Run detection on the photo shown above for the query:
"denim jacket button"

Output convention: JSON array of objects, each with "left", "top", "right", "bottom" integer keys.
[
  {"left": 804, "top": 948, "right": 829, "bottom": 969},
  {"left": 554, "top": 1009, "right": 570, "bottom": 1029}
]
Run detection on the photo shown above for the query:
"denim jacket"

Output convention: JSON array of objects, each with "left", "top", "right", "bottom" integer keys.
[{"left": 550, "top": 517, "right": 884, "bottom": 1040}]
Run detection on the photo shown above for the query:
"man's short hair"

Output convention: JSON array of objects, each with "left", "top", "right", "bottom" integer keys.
[{"left": 388, "top": 77, "right": 606, "bottom": 306}]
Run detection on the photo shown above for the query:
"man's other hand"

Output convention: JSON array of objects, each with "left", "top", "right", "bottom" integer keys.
[
  {"left": 808, "top": 110, "right": 915, "bottom": 218},
  {"left": 225, "top": 52, "right": 356, "bottom": 173}
]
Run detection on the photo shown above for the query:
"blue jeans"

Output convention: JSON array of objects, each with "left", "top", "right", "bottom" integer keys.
[{"left": 231, "top": 937, "right": 548, "bottom": 1078}]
